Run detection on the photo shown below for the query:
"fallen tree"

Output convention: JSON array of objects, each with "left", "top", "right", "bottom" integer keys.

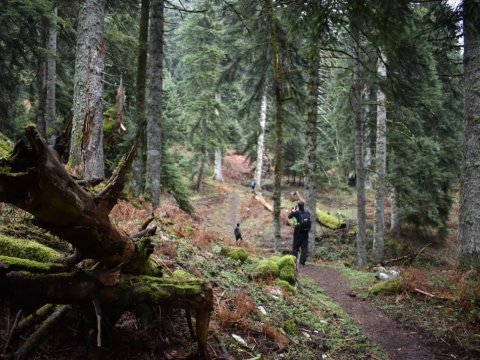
[
  {"left": 0, "top": 126, "right": 213, "bottom": 359},
  {"left": 254, "top": 191, "right": 345, "bottom": 230}
]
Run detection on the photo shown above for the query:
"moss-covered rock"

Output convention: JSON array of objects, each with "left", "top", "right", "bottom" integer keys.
[
  {"left": 172, "top": 269, "right": 200, "bottom": 282},
  {"left": 220, "top": 246, "right": 248, "bottom": 263},
  {"left": 279, "top": 265, "right": 295, "bottom": 284},
  {"left": 277, "top": 255, "right": 296, "bottom": 270},
  {"left": 0, "top": 235, "right": 60, "bottom": 262},
  {"left": 370, "top": 280, "right": 404, "bottom": 295},
  {"left": 253, "top": 259, "right": 280, "bottom": 279},
  {"left": 277, "top": 279, "right": 296, "bottom": 295}
]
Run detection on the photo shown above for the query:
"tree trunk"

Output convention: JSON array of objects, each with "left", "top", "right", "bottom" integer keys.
[
  {"left": 146, "top": 0, "right": 164, "bottom": 208},
  {"left": 36, "top": 23, "right": 47, "bottom": 139},
  {"left": 390, "top": 187, "right": 400, "bottom": 236},
  {"left": 255, "top": 88, "right": 268, "bottom": 190},
  {"left": 364, "top": 86, "right": 375, "bottom": 190},
  {"left": 132, "top": 0, "right": 150, "bottom": 197},
  {"left": 373, "top": 56, "right": 387, "bottom": 264},
  {"left": 1, "top": 263, "right": 213, "bottom": 358},
  {"left": 352, "top": 42, "right": 367, "bottom": 268},
  {"left": 267, "top": 0, "right": 283, "bottom": 253},
  {"left": 459, "top": 0, "right": 480, "bottom": 267},
  {"left": 305, "top": 51, "right": 320, "bottom": 254},
  {"left": 214, "top": 93, "right": 223, "bottom": 182},
  {"left": 214, "top": 148, "right": 223, "bottom": 182},
  {"left": 69, "top": 0, "right": 106, "bottom": 180},
  {"left": 195, "top": 150, "right": 207, "bottom": 192},
  {"left": 45, "top": 6, "right": 57, "bottom": 146}
]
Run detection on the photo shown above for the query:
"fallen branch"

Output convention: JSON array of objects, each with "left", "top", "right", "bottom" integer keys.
[
  {"left": 14, "top": 305, "right": 70, "bottom": 360},
  {"left": 131, "top": 226, "right": 157, "bottom": 240},
  {"left": 384, "top": 243, "right": 431, "bottom": 265},
  {"left": 414, "top": 288, "right": 436, "bottom": 298},
  {"left": 11, "top": 304, "right": 55, "bottom": 340}
]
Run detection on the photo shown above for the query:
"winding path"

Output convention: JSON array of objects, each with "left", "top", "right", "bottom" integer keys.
[{"left": 301, "top": 265, "right": 458, "bottom": 360}]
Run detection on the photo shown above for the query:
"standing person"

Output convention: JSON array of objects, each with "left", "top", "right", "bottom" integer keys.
[
  {"left": 250, "top": 180, "right": 256, "bottom": 192},
  {"left": 288, "top": 201, "right": 312, "bottom": 267},
  {"left": 234, "top": 223, "right": 243, "bottom": 242}
]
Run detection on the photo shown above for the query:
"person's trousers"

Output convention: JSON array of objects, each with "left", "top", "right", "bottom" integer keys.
[{"left": 292, "top": 234, "right": 308, "bottom": 265}]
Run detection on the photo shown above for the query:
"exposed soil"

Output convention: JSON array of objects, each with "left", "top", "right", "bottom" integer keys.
[{"left": 301, "top": 265, "right": 460, "bottom": 360}]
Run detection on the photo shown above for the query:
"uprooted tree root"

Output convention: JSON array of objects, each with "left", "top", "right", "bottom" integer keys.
[{"left": 0, "top": 126, "right": 213, "bottom": 359}]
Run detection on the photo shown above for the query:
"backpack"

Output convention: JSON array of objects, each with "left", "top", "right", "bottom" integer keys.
[{"left": 298, "top": 211, "right": 312, "bottom": 233}]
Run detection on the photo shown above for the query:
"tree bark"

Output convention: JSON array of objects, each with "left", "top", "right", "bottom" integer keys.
[
  {"left": 267, "top": 0, "right": 283, "bottom": 252},
  {"left": 214, "top": 93, "right": 223, "bottom": 182},
  {"left": 196, "top": 149, "right": 207, "bottom": 192},
  {"left": 69, "top": 0, "right": 106, "bottom": 180},
  {"left": 390, "top": 187, "right": 400, "bottom": 236},
  {"left": 364, "top": 86, "right": 375, "bottom": 190},
  {"left": 373, "top": 56, "right": 387, "bottom": 264},
  {"left": 146, "top": 0, "right": 164, "bottom": 208},
  {"left": 45, "top": 6, "right": 57, "bottom": 146},
  {"left": 132, "top": 0, "right": 150, "bottom": 197},
  {"left": 255, "top": 89, "right": 268, "bottom": 190},
  {"left": 459, "top": 0, "right": 480, "bottom": 267},
  {"left": 214, "top": 148, "right": 223, "bottom": 182},
  {"left": 305, "top": 51, "right": 320, "bottom": 253},
  {"left": 352, "top": 42, "right": 367, "bottom": 268},
  {"left": 36, "top": 23, "right": 47, "bottom": 139}
]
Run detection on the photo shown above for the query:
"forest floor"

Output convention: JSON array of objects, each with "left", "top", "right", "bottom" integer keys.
[{"left": 0, "top": 150, "right": 479, "bottom": 359}]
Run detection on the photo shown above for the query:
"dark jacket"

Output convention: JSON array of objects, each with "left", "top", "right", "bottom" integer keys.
[
  {"left": 234, "top": 226, "right": 242, "bottom": 240},
  {"left": 288, "top": 209, "right": 311, "bottom": 237}
]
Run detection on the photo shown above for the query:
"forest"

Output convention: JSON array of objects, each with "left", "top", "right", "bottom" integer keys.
[{"left": 0, "top": 0, "right": 479, "bottom": 359}]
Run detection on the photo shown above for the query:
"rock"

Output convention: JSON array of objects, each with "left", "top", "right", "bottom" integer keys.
[
  {"left": 220, "top": 246, "right": 249, "bottom": 263},
  {"left": 231, "top": 334, "right": 248, "bottom": 347}
]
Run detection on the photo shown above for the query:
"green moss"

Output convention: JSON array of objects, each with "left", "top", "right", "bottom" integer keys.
[
  {"left": 276, "top": 255, "right": 296, "bottom": 270},
  {"left": 172, "top": 269, "right": 199, "bottom": 282},
  {"left": 182, "top": 224, "right": 195, "bottom": 233},
  {"left": 220, "top": 246, "right": 249, "bottom": 263},
  {"left": 103, "top": 109, "right": 116, "bottom": 135},
  {"left": 282, "top": 318, "right": 299, "bottom": 335},
  {"left": 0, "top": 223, "right": 68, "bottom": 252},
  {"left": 0, "top": 255, "right": 64, "bottom": 272},
  {"left": 0, "top": 131, "right": 12, "bottom": 158},
  {"left": 370, "top": 280, "right": 404, "bottom": 295},
  {"left": 347, "top": 226, "right": 357, "bottom": 236},
  {"left": 277, "top": 279, "right": 297, "bottom": 295},
  {"left": 279, "top": 265, "right": 296, "bottom": 284},
  {"left": 0, "top": 235, "right": 59, "bottom": 262},
  {"left": 253, "top": 259, "right": 279, "bottom": 279},
  {"left": 316, "top": 209, "right": 345, "bottom": 230}
]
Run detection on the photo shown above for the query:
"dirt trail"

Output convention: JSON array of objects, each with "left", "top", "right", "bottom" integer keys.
[
  {"left": 228, "top": 191, "right": 240, "bottom": 230},
  {"left": 301, "top": 265, "right": 455, "bottom": 360}
]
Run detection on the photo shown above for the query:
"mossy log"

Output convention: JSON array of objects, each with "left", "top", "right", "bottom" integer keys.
[
  {"left": 315, "top": 209, "right": 346, "bottom": 230},
  {"left": 0, "top": 265, "right": 213, "bottom": 358},
  {"left": 0, "top": 127, "right": 213, "bottom": 358}
]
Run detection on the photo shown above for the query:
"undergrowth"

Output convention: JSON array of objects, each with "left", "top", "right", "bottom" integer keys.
[
  {"left": 339, "top": 264, "right": 480, "bottom": 356},
  {"left": 168, "top": 231, "right": 384, "bottom": 359}
]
